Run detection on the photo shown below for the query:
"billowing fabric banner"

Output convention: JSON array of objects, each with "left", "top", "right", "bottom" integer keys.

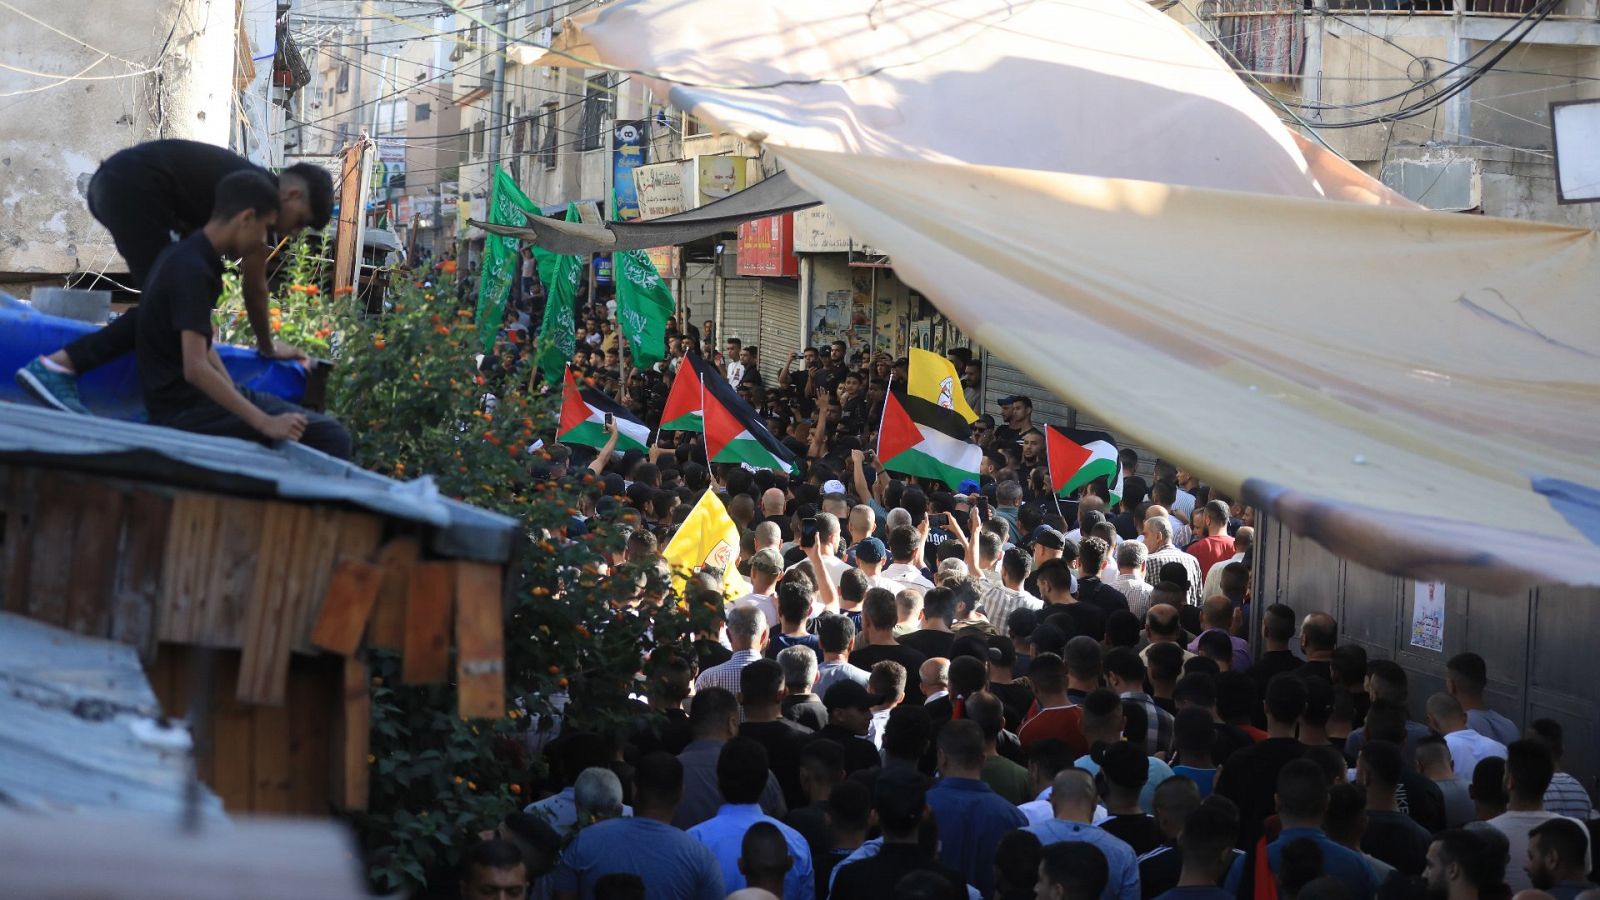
[{"left": 533, "top": 0, "right": 1600, "bottom": 590}]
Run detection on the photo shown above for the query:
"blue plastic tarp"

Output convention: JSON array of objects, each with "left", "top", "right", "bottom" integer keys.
[{"left": 0, "top": 297, "right": 307, "bottom": 420}]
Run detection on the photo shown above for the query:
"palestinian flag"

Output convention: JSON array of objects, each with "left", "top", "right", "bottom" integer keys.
[
  {"left": 1046, "top": 426, "right": 1122, "bottom": 504},
  {"left": 699, "top": 356, "right": 796, "bottom": 474},
  {"left": 659, "top": 353, "right": 704, "bottom": 432},
  {"left": 875, "top": 350, "right": 982, "bottom": 490},
  {"left": 558, "top": 367, "right": 651, "bottom": 452}
]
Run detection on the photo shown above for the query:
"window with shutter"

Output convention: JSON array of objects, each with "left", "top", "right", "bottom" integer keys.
[
  {"left": 577, "top": 75, "right": 608, "bottom": 151},
  {"left": 539, "top": 103, "right": 558, "bottom": 170}
]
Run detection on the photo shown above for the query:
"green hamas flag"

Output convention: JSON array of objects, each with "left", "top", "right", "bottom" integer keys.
[
  {"left": 613, "top": 247, "right": 673, "bottom": 369},
  {"left": 474, "top": 168, "right": 537, "bottom": 351},
  {"left": 534, "top": 203, "right": 583, "bottom": 385}
]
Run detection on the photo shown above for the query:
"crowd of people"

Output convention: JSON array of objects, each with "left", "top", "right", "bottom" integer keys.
[
  {"left": 16, "top": 142, "right": 1593, "bottom": 900},
  {"left": 453, "top": 296, "right": 1600, "bottom": 900}
]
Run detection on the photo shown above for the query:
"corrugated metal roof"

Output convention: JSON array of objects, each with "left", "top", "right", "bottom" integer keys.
[
  {"left": 0, "top": 400, "right": 520, "bottom": 563},
  {"left": 0, "top": 612, "right": 225, "bottom": 823}
]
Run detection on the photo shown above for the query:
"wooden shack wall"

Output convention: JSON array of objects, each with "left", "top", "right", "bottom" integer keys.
[
  {"left": 0, "top": 465, "right": 386, "bottom": 664},
  {"left": 1255, "top": 513, "right": 1600, "bottom": 800},
  {"left": 145, "top": 647, "right": 346, "bottom": 816}
]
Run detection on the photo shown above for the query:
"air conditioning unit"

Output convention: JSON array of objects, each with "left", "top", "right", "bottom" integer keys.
[{"left": 1381, "top": 157, "right": 1479, "bottom": 211}]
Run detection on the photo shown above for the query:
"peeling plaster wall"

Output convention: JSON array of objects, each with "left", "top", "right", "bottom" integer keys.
[{"left": 0, "top": 0, "right": 234, "bottom": 283}]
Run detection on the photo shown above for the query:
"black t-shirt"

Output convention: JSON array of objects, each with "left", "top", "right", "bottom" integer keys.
[
  {"left": 899, "top": 629, "right": 956, "bottom": 661},
  {"left": 782, "top": 695, "right": 829, "bottom": 732},
  {"left": 831, "top": 844, "right": 967, "bottom": 900},
  {"left": 849, "top": 641, "right": 928, "bottom": 675},
  {"left": 104, "top": 139, "right": 270, "bottom": 233},
  {"left": 838, "top": 395, "right": 868, "bottom": 436},
  {"left": 992, "top": 424, "right": 1025, "bottom": 455},
  {"left": 1052, "top": 601, "right": 1108, "bottom": 643},
  {"left": 1100, "top": 814, "right": 1165, "bottom": 857},
  {"left": 694, "top": 638, "right": 733, "bottom": 672},
  {"left": 990, "top": 681, "right": 1036, "bottom": 733},
  {"left": 1397, "top": 771, "right": 1447, "bottom": 834},
  {"left": 1213, "top": 722, "right": 1254, "bottom": 767},
  {"left": 740, "top": 718, "right": 816, "bottom": 810},
  {"left": 1213, "top": 736, "right": 1304, "bottom": 851},
  {"left": 1362, "top": 809, "right": 1433, "bottom": 876},
  {"left": 627, "top": 705, "right": 693, "bottom": 759},
  {"left": 1138, "top": 845, "right": 1183, "bottom": 899},
  {"left": 1077, "top": 578, "right": 1130, "bottom": 615},
  {"left": 136, "top": 231, "right": 226, "bottom": 421},
  {"left": 811, "top": 725, "right": 882, "bottom": 774}
]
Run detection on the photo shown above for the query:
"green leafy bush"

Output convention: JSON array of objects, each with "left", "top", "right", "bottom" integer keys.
[{"left": 324, "top": 274, "right": 691, "bottom": 894}]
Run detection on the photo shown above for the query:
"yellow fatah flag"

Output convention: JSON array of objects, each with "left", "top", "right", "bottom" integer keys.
[
  {"left": 906, "top": 348, "right": 977, "bottom": 424},
  {"left": 663, "top": 489, "right": 748, "bottom": 600}
]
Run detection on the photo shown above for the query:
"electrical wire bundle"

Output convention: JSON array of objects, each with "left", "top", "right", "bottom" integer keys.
[{"left": 1287, "top": 0, "right": 1563, "bottom": 127}]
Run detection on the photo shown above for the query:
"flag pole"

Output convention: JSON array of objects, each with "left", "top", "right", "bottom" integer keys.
[
  {"left": 699, "top": 356, "right": 712, "bottom": 475},
  {"left": 1045, "top": 424, "right": 1067, "bottom": 522},
  {"left": 874, "top": 373, "right": 892, "bottom": 460}
]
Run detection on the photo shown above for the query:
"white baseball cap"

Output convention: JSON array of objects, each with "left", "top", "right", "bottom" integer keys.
[{"left": 822, "top": 479, "right": 846, "bottom": 495}]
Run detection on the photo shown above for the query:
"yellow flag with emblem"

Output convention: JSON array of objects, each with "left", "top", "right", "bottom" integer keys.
[
  {"left": 906, "top": 348, "right": 977, "bottom": 424},
  {"left": 662, "top": 489, "right": 748, "bottom": 600}
]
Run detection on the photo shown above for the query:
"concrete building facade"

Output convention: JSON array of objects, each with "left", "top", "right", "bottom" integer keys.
[{"left": 0, "top": 0, "right": 237, "bottom": 291}]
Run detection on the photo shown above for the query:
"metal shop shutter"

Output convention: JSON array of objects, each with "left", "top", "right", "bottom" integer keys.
[
  {"left": 720, "top": 275, "right": 763, "bottom": 358},
  {"left": 680, "top": 261, "right": 718, "bottom": 339},
  {"left": 757, "top": 279, "right": 801, "bottom": 385}
]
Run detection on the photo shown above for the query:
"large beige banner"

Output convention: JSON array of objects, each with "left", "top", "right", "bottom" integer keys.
[{"left": 539, "top": 0, "right": 1600, "bottom": 590}]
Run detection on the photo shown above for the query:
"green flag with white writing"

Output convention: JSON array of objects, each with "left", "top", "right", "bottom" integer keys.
[
  {"left": 613, "top": 246, "right": 674, "bottom": 369},
  {"left": 534, "top": 203, "right": 583, "bottom": 385},
  {"left": 474, "top": 167, "right": 537, "bottom": 351}
]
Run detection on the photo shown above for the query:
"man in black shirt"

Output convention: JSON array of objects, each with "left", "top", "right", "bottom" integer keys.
[
  {"left": 830, "top": 768, "right": 966, "bottom": 899},
  {"left": 847, "top": 588, "right": 928, "bottom": 674},
  {"left": 1075, "top": 537, "right": 1130, "bottom": 616},
  {"left": 737, "top": 659, "right": 815, "bottom": 809},
  {"left": 1250, "top": 603, "right": 1304, "bottom": 703},
  {"left": 1213, "top": 674, "right": 1308, "bottom": 851},
  {"left": 1037, "top": 559, "right": 1106, "bottom": 642},
  {"left": 132, "top": 171, "right": 350, "bottom": 458},
  {"left": 18, "top": 140, "right": 332, "bottom": 414}
]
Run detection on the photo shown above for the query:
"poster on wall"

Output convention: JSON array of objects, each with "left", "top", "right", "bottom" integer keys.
[
  {"left": 696, "top": 155, "right": 747, "bottom": 207},
  {"left": 611, "top": 120, "right": 648, "bottom": 221},
  {"left": 912, "top": 321, "right": 933, "bottom": 352},
  {"left": 1410, "top": 581, "right": 1446, "bottom": 652},
  {"left": 811, "top": 290, "right": 852, "bottom": 347},
  {"left": 645, "top": 245, "right": 681, "bottom": 279},
  {"left": 634, "top": 162, "right": 687, "bottom": 219}
]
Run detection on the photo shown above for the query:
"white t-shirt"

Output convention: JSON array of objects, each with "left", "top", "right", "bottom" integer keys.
[
  {"left": 1489, "top": 810, "right": 1594, "bottom": 891},
  {"left": 726, "top": 360, "right": 746, "bottom": 385},
  {"left": 730, "top": 592, "right": 776, "bottom": 631},
  {"left": 881, "top": 563, "right": 933, "bottom": 596},
  {"left": 1444, "top": 728, "right": 1508, "bottom": 781}
]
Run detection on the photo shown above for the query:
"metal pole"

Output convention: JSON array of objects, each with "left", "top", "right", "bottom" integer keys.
[{"left": 487, "top": 3, "right": 509, "bottom": 177}]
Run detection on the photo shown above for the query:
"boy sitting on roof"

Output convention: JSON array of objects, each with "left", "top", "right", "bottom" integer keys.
[{"left": 135, "top": 170, "right": 352, "bottom": 459}]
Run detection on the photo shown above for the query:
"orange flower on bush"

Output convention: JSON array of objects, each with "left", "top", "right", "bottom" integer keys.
[
  {"left": 434, "top": 325, "right": 449, "bottom": 335},
  {"left": 334, "top": 285, "right": 354, "bottom": 297}
]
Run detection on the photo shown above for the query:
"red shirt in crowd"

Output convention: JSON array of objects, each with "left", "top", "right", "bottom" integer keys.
[
  {"left": 1018, "top": 704, "right": 1089, "bottom": 758},
  {"left": 1187, "top": 534, "right": 1237, "bottom": 580}
]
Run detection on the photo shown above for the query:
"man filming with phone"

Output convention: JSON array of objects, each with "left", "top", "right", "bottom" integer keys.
[{"left": 787, "top": 512, "right": 851, "bottom": 600}]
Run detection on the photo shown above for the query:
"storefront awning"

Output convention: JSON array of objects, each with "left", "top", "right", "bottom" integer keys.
[
  {"left": 520, "top": 0, "right": 1600, "bottom": 592},
  {"left": 470, "top": 170, "right": 819, "bottom": 254}
]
